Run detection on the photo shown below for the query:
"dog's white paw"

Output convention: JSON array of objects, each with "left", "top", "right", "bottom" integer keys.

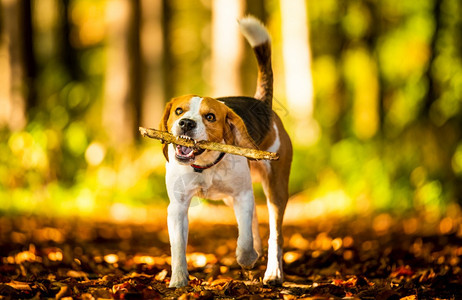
[
  {"left": 236, "top": 247, "right": 259, "bottom": 269},
  {"left": 263, "top": 265, "right": 283, "bottom": 286},
  {"left": 169, "top": 272, "right": 189, "bottom": 288}
]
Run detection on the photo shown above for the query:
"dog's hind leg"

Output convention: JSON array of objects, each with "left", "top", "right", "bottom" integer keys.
[
  {"left": 262, "top": 172, "right": 289, "bottom": 285},
  {"left": 260, "top": 125, "right": 292, "bottom": 285}
]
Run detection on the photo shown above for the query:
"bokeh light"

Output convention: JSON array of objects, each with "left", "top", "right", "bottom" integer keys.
[{"left": 0, "top": 0, "right": 461, "bottom": 222}]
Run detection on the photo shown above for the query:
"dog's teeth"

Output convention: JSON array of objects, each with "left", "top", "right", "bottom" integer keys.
[{"left": 177, "top": 135, "right": 195, "bottom": 143}]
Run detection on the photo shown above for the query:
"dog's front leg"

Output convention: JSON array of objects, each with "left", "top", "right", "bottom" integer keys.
[
  {"left": 233, "top": 191, "right": 259, "bottom": 269},
  {"left": 167, "top": 200, "right": 190, "bottom": 287}
]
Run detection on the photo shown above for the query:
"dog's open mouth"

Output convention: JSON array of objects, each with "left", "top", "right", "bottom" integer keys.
[{"left": 174, "top": 135, "right": 205, "bottom": 163}]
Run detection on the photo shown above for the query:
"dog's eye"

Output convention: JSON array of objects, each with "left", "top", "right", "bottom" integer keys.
[
  {"left": 175, "top": 108, "right": 183, "bottom": 115},
  {"left": 205, "top": 113, "right": 216, "bottom": 122}
]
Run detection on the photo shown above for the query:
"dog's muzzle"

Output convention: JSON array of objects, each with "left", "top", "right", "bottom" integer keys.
[
  {"left": 178, "top": 118, "right": 196, "bottom": 133},
  {"left": 174, "top": 135, "right": 205, "bottom": 163}
]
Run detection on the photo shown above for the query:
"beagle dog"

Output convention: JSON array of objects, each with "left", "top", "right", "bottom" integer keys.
[{"left": 160, "top": 16, "right": 292, "bottom": 287}]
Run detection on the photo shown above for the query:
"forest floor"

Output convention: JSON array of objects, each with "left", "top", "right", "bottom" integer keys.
[{"left": 1, "top": 206, "right": 462, "bottom": 299}]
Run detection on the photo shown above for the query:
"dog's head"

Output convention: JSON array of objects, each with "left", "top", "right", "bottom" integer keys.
[{"left": 160, "top": 95, "right": 256, "bottom": 164}]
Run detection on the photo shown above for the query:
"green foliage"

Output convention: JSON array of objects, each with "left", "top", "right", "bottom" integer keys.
[{"left": 1, "top": 0, "right": 461, "bottom": 218}]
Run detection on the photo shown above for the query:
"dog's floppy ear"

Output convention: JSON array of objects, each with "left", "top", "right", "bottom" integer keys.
[
  {"left": 159, "top": 101, "right": 173, "bottom": 161},
  {"left": 224, "top": 108, "right": 257, "bottom": 150}
]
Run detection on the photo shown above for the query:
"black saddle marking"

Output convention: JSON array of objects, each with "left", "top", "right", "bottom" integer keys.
[{"left": 217, "top": 96, "right": 272, "bottom": 146}]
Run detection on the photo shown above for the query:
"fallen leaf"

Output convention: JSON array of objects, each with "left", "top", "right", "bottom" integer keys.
[
  {"left": 6, "top": 281, "right": 31, "bottom": 291},
  {"left": 67, "top": 270, "right": 89, "bottom": 280},
  {"left": 112, "top": 282, "right": 131, "bottom": 295},
  {"left": 227, "top": 281, "right": 249, "bottom": 297},
  {"left": 400, "top": 295, "right": 417, "bottom": 300},
  {"left": 55, "top": 286, "right": 71, "bottom": 299},
  {"left": 155, "top": 269, "right": 168, "bottom": 281},
  {"left": 390, "top": 266, "right": 414, "bottom": 278},
  {"left": 80, "top": 293, "right": 95, "bottom": 300},
  {"left": 209, "top": 277, "right": 233, "bottom": 289}
]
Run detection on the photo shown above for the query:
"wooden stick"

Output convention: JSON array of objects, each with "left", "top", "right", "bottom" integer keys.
[{"left": 139, "top": 127, "right": 279, "bottom": 161}]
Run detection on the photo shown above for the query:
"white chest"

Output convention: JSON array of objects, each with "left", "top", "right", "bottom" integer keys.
[{"left": 165, "top": 153, "right": 253, "bottom": 203}]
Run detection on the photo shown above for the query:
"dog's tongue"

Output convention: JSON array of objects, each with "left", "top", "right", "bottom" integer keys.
[{"left": 180, "top": 146, "right": 193, "bottom": 155}]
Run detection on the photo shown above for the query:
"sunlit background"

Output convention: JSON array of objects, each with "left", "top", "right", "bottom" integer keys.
[{"left": 1, "top": 0, "right": 462, "bottom": 226}]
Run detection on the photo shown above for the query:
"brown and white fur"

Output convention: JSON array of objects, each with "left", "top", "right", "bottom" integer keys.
[{"left": 160, "top": 16, "right": 292, "bottom": 288}]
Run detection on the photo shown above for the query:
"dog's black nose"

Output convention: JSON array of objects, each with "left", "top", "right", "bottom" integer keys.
[{"left": 178, "top": 118, "right": 196, "bottom": 132}]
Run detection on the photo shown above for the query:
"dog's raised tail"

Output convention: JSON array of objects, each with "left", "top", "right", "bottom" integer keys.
[{"left": 238, "top": 16, "right": 273, "bottom": 109}]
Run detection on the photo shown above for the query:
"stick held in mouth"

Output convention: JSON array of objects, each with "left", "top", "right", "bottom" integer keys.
[{"left": 139, "top": 127, "right": 279, "bottom": 161}]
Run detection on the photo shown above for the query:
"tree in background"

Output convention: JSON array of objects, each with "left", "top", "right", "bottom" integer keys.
[{"left": 0, "top": 0, "right": 461, "bottom": 218}]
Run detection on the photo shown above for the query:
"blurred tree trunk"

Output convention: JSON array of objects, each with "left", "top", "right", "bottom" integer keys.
[
  {"left": 423, "top": 0, "right": 441, "bottom": 116},
  {"left": 21, "top": 0, "right": 36, "bottom": 111},
  {"left": 0, "top": 3, "right": 9, "bottom": 128},
  {"left": 131, "top": 0, "right": 142, "bottom": 140},
  {"left": 62, "top": 0, "right": 80, "bottom": 81},
  {"left": 241, "top": 0, "right": 266, "bottom": 96},
  {"left": 0, "top": 0, "right": 27, "bottom": 130},
  {"left": 140, "top": 0, "right": 165, "bottom": 129},
  {"left": 280, "top": 0, "right": 315, "bottom": 145},
  {"left": 331, "top": 4, "right": 348, "bottom": 143},
  {"left": 366, "top": 1, "right": 385, "bottom": 135},
  {"left": 103, "top": 0, "right": 137, "bottom": 146},
  {"left": 161, "top": 0, "right": 173, "bottom": 101},
  {"left": 210, "top": 0, "right": 245, "bottom": 97}
]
